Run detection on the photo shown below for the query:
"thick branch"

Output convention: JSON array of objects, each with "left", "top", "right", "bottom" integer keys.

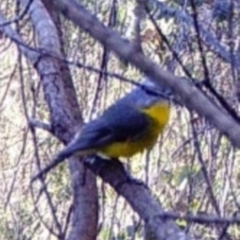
[
  {"left": 54, "top": 0, "right": 240, "bottom": 147},
  {"left": 1, "top": 1, "right": 98, "bottom": 239},
  {"left": 85, "top": 157, "right": 191, "bottom": 240},
  {"left": 19, "top": 0, "right": 98, "bottom": 239}
]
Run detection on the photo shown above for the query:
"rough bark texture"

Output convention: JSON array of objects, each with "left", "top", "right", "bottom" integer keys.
[
  {"left": 54, "top": 0, "right": 240, "bottom": 148},
  {"left": 85, "top": 158, "right": 190, "bottom": 240},
  {"left": 18, "top": 0, "right": 98, "bottom": 239}
]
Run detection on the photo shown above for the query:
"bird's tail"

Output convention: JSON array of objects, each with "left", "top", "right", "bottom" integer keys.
[{"left": 31, "top": 142, "right": 91, "bottom": 182}]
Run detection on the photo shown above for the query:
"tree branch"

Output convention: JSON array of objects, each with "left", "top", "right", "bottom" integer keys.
[
  {"left": 84, "top": 157, "right": 191, "bottom": 240},
  {"left": 53, "top": 0, "right": 240, "bottom": 148}
]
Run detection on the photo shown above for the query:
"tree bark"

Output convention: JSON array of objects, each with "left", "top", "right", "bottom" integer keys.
[
  {"left": 54, "top": 0, "right": 240, "bottom": 148},
  {"left": 84, "top": 158, "right": 191, "bottom": 240},
  {"left": 18, "top": 0, "right": 98, "bottom": 239}
]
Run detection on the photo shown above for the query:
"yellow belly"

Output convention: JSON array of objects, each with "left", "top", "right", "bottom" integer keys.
[{"left": 99, "top": 102, "right": 170, "bottom": 158}]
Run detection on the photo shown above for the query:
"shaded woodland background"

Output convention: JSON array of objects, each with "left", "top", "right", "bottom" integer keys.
[{"left": 0, "top": 0, "right": 240, "bottom": 239}]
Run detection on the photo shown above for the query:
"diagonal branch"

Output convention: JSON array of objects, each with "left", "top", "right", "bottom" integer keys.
[
  {"left": 84, "top": 157, "right": 191, "bottom": 240},
  {"left": 53, "top": 0, "right": 240, "bottom": 147}
]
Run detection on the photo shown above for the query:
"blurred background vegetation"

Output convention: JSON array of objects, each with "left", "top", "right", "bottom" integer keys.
[{"left": 0, "top": 0, "right": 240, "bottom": 239}]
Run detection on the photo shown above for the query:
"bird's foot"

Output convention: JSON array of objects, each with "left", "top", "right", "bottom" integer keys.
[{"left": 84, "top": 156, "right": 148, "bottom": 190}]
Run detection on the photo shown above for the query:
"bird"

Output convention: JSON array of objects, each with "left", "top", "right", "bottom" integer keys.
[{"left": 32, "top": 77, "right": 172, "bottom": 181}]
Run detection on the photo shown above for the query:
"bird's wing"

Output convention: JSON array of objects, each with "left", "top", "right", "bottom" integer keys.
[
  {"left": 58, "top": 104, "right": 150, "bottom": 159},
  {"left": 79, "top": 103, "right": 149, "bottom": 147}
]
